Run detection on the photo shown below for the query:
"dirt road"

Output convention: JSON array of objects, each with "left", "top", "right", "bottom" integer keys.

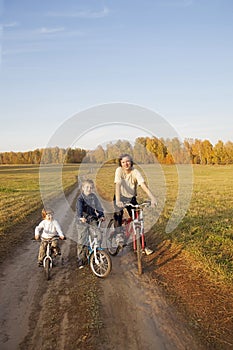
[{"left": 0, "top": 187, "right": 203, "bottom": 350}]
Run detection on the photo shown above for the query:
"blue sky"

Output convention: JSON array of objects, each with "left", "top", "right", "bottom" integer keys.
[{"left": 0, "top": 0, "right": 232, "bottom": 152}]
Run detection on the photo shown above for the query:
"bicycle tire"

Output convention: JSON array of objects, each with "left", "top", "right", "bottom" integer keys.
[
  {"left": 106, "top": 219, "right": 119, "bottom": 256},
  {"left": 90, "top": 249, "right": 112, "bottom": 278},
  {"left": 45, "top": 258, "right": 50, "bottom": 280},
  {"left": 136, "top": 227, "right": 142, "bottom": 275}
]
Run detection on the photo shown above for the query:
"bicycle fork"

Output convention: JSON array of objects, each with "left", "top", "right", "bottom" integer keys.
[
  {"left": 88, "top": 235, "right": 101, "bottom": 265},
  {"left": 132, "top": 210, "right": 145, "bottom": 251},
  {"left": 43, "top": 243, "right": 53, "bottom": 268}
]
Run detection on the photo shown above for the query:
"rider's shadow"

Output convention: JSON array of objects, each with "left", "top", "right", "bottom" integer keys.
[{"left": 143, "top": 238, "right": 183, "bottom": 273}]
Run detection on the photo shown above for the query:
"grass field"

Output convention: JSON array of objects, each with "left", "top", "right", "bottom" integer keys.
[
  {"left": 1, "top": 163, "right": 233, "bottom": 282},
  {"left": 0, "top": 164, "right": 79, "bottom": 235},
  {"left": 172, "top": 165, "right": 233, "bottom": 281},
  {"left": 95, "top": 163, "right": 233, "bottom": 282}
]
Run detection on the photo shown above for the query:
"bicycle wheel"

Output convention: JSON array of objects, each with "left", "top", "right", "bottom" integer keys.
[
  {"left": 90, "top": 250, "right": 112, "bottom": 278},
  {"left": 106, "top": 219, "right": 119, "bottom": 256},
  {"left": 44, "top": 258, "right": 50, "bottom": 280},
  {"left": 136, "top": 227, "right": 142, "bottom": 275}
]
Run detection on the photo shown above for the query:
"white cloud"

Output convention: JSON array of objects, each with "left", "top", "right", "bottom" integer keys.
[
  {"left": 2, "top": 46, "right": 45, "bottom": 56},
  {"left": 3, "top": 22, "right": 19, "bottom": 28},
  {"left": 38, "top": 27, "right": 65, "bottom": 34},
  {"left": 47, "top": 6, "right": 110, "bottom": 19},
  {"left": 160, "top": 0, "right": 193, "bottom": 7},
  {"left": 35, "top": 27, "right": 84, "bottom": 38}
]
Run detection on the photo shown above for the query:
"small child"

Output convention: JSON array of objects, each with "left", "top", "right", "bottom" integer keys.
[
  {"left": 76, "top": 179, "right": 105, "bottom": 269},
  {"left": 35, "top": 208, "right": 65, "bottom": 266}
]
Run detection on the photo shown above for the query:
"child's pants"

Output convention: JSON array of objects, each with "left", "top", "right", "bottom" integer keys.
[
  {"left": 77, "top": 220, "right": 102, "bottom": 262},
  {"left": 38, "top": 238, "right": 59, "bottom": 262}
]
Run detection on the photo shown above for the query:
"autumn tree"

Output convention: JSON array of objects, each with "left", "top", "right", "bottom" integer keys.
[
  {"left": 225, "top": 141, "right": 233, "bottom": 164},
  {"left": 201, "top": 140, "right": 213, "bottom": 165},
  {"left": 92, "top": 145, "right": 106, "bottom": 163},
  {"left": 213, "top": 141, "right": 227, "bottom": 164},
  {"left": 133, "top": 138, "right": 150, "bottom": 163}
]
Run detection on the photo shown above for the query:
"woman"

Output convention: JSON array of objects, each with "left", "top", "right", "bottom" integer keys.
[{"left": 114, "top": 153, "right": 157, "bottom": 255}]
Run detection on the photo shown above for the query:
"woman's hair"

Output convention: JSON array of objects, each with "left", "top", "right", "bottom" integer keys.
[
  {"left": 42, "top": 208, "right": 54, "bottom": 219},
  {"left": 118, "top": 154, "right": 134, "bottom": 167}
]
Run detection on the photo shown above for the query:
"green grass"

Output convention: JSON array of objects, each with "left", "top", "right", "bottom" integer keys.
[
  {"left": 94, "top": 163, "right": 233, "bottom": 282},
  {"left": 1, "top": 163, "right": 233, "bottom": 282},
  {"left": 0, "top": 164, "right": 79, "bottom": 235},
  {"left": 162, "top": 165, "right": 233, "bottom": 281}
]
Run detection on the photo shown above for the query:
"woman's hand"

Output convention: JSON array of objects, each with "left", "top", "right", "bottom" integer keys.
[
  {"left": 116, "top": 201, "right": 124, "bottom": 208},
  {"left": 150, "top": 197, "right": 157, "bottom": 207}
]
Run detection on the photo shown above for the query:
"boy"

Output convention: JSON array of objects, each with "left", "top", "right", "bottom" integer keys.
[
  {"left": 76, "top": 179, "right": 105, "bottom": 269},
  {"left": 35, "top": 208, "right": 65, "bottom": 266}
]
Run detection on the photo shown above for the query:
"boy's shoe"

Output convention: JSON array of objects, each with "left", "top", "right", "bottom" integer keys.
[
  {"left": 38, "top": 261, "right": 43, "bottom": 267},
  {"left": 53, "top": 249, "right": 61, "bottom": 256},
  {"left": 116, "top": 233, "right": 124, "bottom": 247},
  {"left": 78, "top": 260, "right": 84, "bottom": 269},
  {"left": 144, "top": 247, "right": 153, "bottom": 256}
]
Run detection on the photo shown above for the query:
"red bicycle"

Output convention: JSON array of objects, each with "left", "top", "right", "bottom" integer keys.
[{"left": 107, "top": 201, "right": 150, "bottom": 275}]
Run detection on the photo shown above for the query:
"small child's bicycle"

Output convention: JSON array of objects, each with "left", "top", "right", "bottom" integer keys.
[
  {"left": 84, "top": 220, "right": 112, "bottom": 278},
  {"left": 107, "top": 201, "right": 150, "bottom": 275},
  {"left": 41, "top": 236, "right": 65, "bottom": 280}
]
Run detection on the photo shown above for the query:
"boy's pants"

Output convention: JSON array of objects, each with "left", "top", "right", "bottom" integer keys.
[
  {"left": 77, "top": 221, "right": 102, "bottom": 262},
  {"left": 38, "top": 238, "right": 59, "bottom": 262}
]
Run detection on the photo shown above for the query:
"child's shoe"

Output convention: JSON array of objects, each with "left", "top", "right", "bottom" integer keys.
[
  {"left": 144, "top": 247, "right": 153, "bottom": 255},
  {"left": 53, "top": 248, "right": 61, "bottom": 256},
  {"left": 77, "top": 259, "right": 84, "bottom": 269}
]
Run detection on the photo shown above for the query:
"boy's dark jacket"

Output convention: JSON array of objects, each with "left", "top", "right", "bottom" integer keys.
[{"left": 76, "top": 193, "right": 104, "bottom": 221}]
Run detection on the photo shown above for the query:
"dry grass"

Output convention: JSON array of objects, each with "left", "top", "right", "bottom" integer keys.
[
  {"left": 1, "top": 162, "right": 233, "bottom": 348},
  {"left": 93, "top": 163, "right": 233, "bottom": 283},
  {"left": 0, "top": 164, "right": 79, "bottom": 235}
]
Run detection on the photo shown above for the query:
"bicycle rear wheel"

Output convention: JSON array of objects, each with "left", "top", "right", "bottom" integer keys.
[
  {"left": 106, "top": 219, "right": 119, "bottom": 256},
  {"left": 136, "top": 227, "right": 142, "bottom": 275},
  {"left": 90, "top": 250, "right": 112, "bottom": 278},
  {"left": 44, "top": 258, "right": 50, "bottom": 280}
]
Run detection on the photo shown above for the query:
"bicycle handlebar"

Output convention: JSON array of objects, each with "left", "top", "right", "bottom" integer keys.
[
  {"left": 79, "top": 217, "right": 104, "bottom": 228},
  {"left": 122, "top": 201, "right": 151, "bottom": 209},
  {"left": 39, "top": 235, "right": 66, "bottom": 242}
]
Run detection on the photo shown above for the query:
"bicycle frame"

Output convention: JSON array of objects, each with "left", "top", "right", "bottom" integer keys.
[
  {"left": 84, "top": 219, "right": 112, "bottom": 278},
  {"left": 107, "top": 201, "right": 150, "bottom": 274},
  {"left": 131, "top": 206, "right": 145, "bottom": 251},
  {"left": 121, "top": 203, "right": 147, "bottom": 249},
  {"left": 42, "top": 237, "right": 58, "bottom": 268},
  {"left": 87, "top": 233, "right": 100, "bottom": 263},
  {"left": 43, "top": 241, "right": 53, "bottom": 268}
]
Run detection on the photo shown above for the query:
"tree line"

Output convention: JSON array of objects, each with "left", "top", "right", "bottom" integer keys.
[
  {"left": 0, "top": 138, "right": 233, "bottom": 165},
  {"left": 0, "top": 147, "right": 86, "bottom": 165}
]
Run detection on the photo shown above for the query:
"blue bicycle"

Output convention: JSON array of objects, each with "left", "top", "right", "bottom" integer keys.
[{"left": 86, "top": 220, "right": 112, "bottom": 278}]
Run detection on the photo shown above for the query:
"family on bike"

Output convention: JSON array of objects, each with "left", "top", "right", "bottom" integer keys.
[{"left": 35, "top": 153, "right": 157, "bottom": 269}]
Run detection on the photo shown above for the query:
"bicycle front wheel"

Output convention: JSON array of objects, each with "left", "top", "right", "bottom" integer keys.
[
  {"left": 90, "top": 250, "right": 112, "bottom": 278},
  {"left": 106, "top": 219, "right": 119, "bottom": 256},
  {"left": 136, "top": 227, "right": 142, "bottom": 275},
  {"left": 44, "top": 258, "right": 50, "bottom": 280}
]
